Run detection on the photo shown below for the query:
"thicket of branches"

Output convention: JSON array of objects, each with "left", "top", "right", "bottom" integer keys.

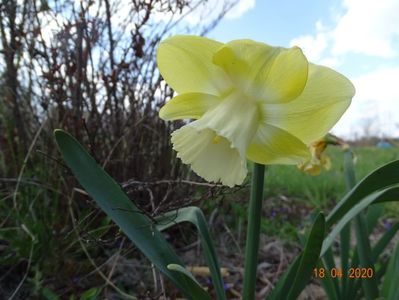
[
  {"left": 0, "top": 0, "right": 234, "bottom": 298},
  {"left": 0, "top": 0, "right": 234, "bottom": 202}
]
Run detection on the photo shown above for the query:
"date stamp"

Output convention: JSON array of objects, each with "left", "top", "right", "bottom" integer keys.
[{"left": 313, "top": 267, "right": 374, "bottom": 279}]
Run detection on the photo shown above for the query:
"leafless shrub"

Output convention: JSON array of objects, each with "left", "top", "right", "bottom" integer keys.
[{"left": 0, "top": 0, "right": 236, "bottom": 209}]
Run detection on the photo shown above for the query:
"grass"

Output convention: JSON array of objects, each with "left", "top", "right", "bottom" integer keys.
[
  {"left": 1, "top": 144, "right": 398, "bottom": 298},
  {"left": 229, "top": 146, "right": 399, "bottom": 241},
  {"left": 265, "top": 146, "right": 399, "bottom": 210}
]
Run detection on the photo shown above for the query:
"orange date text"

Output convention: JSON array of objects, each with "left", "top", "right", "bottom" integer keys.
[{"left": 313, "top": 267, "right": 374, "bottom": 279}]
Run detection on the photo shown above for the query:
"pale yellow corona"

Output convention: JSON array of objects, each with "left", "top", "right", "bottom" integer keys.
[{"left": 158, "top": 35, "right": 355, "bottom": 187}]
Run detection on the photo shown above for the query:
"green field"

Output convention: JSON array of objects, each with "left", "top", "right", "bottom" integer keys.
[
  {"left": 264, "top": 146, "right": 399, "bottom": 210},
  {"left": 231, "top": 146, "right": 399, "bottom": 241}
]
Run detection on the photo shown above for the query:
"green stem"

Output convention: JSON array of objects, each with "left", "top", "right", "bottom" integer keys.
[
  {"left": 242, "top": 163, "right": 265, "bottom": 300},
  {"left": 343, "top": 150, "right": 379, "bottom": 300}
]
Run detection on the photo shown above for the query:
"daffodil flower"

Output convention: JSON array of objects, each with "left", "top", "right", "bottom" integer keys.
[
  {"left": 298, "top": 134, "right": 351, "bottom": 175},
  {"left": 158, "top": 35, "right": 355, "bottom": 187},
  {"left": 298, "top": 139, "right": 331, "bottom": 175}
]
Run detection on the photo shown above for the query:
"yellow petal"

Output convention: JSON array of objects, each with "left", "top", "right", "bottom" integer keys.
[
  {"left": 323, "top": 156, "right": 332, "bottom": 170},
  {"left": 297, "top": 138, "right": 332, "bottom": 175},
  {"left": 169, "top": 91, "right": 260, "bottom": 187},
  {"left": 298, "top": 162, "right": 322, "bottom": 175},
  {"left": 159, "top": 93, "right": 221, "bottom": 120},
  {"left": 192, "top": 91, "right": 259, "bottom": 158},
  {"left": 297, "top": 152, "right": 331, "bottom": 175},
  {"left": 212, "top": 40, "right": 308, "bottom": 103},
  {"left": 157, "top": 35, "right": 231, "bottom": 95},
  {"left": 246, "top": 124, "right": 310, "bottom": 165},
  {"left": 171, "top": 126, "right": 247, "bottom": 187},
  {"left": 265, "top": 47, "right": 308, "bottom": 103},
  {"left": 262, "top": 64, "right": 355, "bottom": 144}
]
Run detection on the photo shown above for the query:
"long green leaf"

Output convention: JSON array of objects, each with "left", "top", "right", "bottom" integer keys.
[
  {"left": 326, "top": 159, "right": 399, "bottom": 229},
  {"left": 366, "top": 204, "right": 384, "bottom": 232},
  {"left": 266, "top": 256, "right": 301, "bottom": 300},
  {"left": 317, "top": 260, "right": 339, "bottom": 300},
  {"left": 267, "top": 213, "right": 325, "bottom": 300},
  {"left": 339, "top": 224, "right": 350, "bottom": 298},
  {"left": 156, "top": 207, "right": 226, "bottom": 300},
  {"left": 323, "top": 248, "right": 341, "bottom": 298},
  {"left": 286, "top": 213, "right": 325, "bottom": 300},
  {"left": 343, "top": 149, "right": 378, "bottom": 300},
  {"left": 54, "top": 130, "right": 207, "bottom": 299},
  {"left": 167, "top": 264, "right": 212, "bottom": 300},
  {"left": 381, "top": 241, "right": 399, "bottom": 299},
  {"left": 353, "top": 214, "right": 378, "bottom": 299},
  {"left": 372, "top": 223, "right": 399, "bottom": 261},
  {"left": 344, "top": 221, "right": 399, "bottom": 300},
  {"left": 321, "top": 185, "right": 399, "bottom": 256}
]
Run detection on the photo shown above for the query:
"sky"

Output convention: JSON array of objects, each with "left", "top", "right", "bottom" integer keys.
[{"left": 184, "top": 0, "right": 399, "bottom": 139}]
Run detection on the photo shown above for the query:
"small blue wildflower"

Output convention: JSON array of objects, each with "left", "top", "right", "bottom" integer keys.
[{"left": 383, "top": 219, "right": 393, "bottom": 230}]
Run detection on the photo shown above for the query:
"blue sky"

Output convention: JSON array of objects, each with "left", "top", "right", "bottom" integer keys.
[
  {"left": 210, "top": 1, "right": 337, "bottom": 46},
  {"left": 190, "top": 0, "right": 399, "bottom": 139}
]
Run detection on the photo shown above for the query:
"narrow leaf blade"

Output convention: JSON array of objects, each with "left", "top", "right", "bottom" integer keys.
[
  {"left": 322, "top": 186, "right": 399, "bottom": 256},
  {"left": 286, "top": 213, "right": 325, "bottom": 300},
  {"left": 267, "top": 213, "right": 325, "bottom": 300},
  {"left": 381, "top": 241, "right": 399, "bottom": 300},
  {"left": 156, "top": 207, "right": 226, "bottom": 300},
  {"left": 326, "top": 160, "right": 399, "bottom": 229},
  {"left": 168, "top": 264, "right": 212, "bottom": 300},
  {"left": 54, "top": 130, "right": 199, "bottom": 298}
]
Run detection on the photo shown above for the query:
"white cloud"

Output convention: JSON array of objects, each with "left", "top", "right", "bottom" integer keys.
[
  {"left": 332, "top": 0, "right": 399, "bottom": 58},
  {"left": 289, "top": 25, "right": 341, "bottom": 68},
  {"left": 318, "top": 57, "right": 340, "bottom": 68},
  {"left": 291, "top": 0, "right": 399, "bottom": 62},
  {"left": 333, "top": 67, "right": 399, "bottom": 138},
  {"left": 290, "top": 31, "right": 328, "bottom": 62},
  {"left": 289, "top": 0, "right": 399, "bottom": 138},
  {"left": 224, "top": 0, "right": 255, "bottom": 19}
]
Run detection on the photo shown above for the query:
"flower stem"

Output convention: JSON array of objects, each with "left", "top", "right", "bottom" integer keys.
[{"left": 243, "top": 163, "right": 265, "bottom": 300}]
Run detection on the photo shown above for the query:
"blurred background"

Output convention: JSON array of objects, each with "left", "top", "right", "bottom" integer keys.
[{"left": 0, "top": 0, "right": 398, "bottom": 299}]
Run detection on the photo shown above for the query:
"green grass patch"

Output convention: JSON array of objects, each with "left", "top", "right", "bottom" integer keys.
[{"left": 265, "top": 146, "right": 399, "bottom": 210}]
